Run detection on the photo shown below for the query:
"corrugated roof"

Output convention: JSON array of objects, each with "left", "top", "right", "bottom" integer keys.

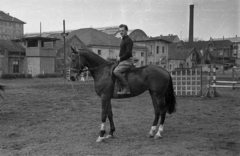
[
  {"left": 0, "top": 11, "right": 26, "bottom": 24},
  {"left": 0, "top": 39, "right": 25, "bottom": 52}
]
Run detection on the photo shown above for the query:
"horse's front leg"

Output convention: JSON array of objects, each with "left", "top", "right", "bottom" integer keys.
[
  {"left": 105, "top": 103, "right": 115, "bottom": 139},
  {"left": 96, "top": 95, "right": 110, "bottom": 143}
]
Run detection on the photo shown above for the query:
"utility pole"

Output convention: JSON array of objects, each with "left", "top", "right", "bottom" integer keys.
[
  {"left": 40, "top": 22, "right": 42, "bottom": 37},
  {"left": 223, "top": 48, "right": 225, "bottom": 75},
  {"left": 61, "top": 20, "right": 68, "bottom": 79}
]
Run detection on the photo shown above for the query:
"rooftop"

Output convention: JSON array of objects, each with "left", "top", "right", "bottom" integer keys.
[{"left": 0, "top": 11, "right": 26, "bottom": 24}]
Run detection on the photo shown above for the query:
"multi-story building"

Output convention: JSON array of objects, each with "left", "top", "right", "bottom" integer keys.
[
  {"left": 134, "top": 38, "right": 172, "bottom": 69},
  {"left": 0, "top": 11, "right": 26, "bottom": 40},
  {"left": 213, "top": 36, "right": 240, "bottom": 65}
]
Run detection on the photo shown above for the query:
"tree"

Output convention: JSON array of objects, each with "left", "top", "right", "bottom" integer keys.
[{"left": 182, "top": 37, "right": 205, "bottom": 42}]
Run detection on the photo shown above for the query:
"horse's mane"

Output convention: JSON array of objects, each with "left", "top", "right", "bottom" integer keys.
[{"left": 81, "top": 50, "right": 109, "bottom": 64}]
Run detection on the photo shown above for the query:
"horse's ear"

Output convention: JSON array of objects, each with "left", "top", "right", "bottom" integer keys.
[{"left": 70, "top": 46, "right": 78, "bottom": 54}]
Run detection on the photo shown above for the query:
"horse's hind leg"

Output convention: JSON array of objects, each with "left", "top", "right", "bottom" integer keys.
[
  {"left": 154, "top": 111, "right": 166, "bottom": 139},
  {"left": 147, "top": 91, "right": 160, "bottom": 138}
]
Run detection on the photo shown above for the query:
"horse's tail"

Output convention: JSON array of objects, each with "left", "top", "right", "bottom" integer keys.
[
  {"left": 165, "top": 75, "right": 176, "bottom": 114},
  {"left": 0, "top": 85, "right": 5, "bottom": 91}
]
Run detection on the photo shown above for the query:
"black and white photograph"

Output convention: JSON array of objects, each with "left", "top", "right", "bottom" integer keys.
[{"left": 0, "top": 0, "right": 239, "bottom": 155}]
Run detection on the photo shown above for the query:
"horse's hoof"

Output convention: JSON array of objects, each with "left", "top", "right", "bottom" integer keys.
[
  {"left": 96, "top": 136, "right": 105, "bottom": 143},
  {"left": 147, "top": 133, "right": 154, "bottom": 138},
  {"left": 105, "top": 134, "right": 113, "bottom": 139},
  {"left": 154, "top": 135, "right": 161, "bottom": 139}
]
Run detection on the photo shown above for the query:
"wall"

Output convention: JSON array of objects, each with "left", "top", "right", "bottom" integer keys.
[
  {"left": 186, "top": 53, "right": 194, "bottom": 68},
  {"left": 91, "top": 46, "right": 119, "bottom": 60},
  {"left": 26, "top": 57, "right": 40, "bottom": 76},
  {"left": 8, "top": 57, "right": 25, "bottom": 73},
  {"left": 134, "top": 51, "right": 146, "bottom": 67},
  {"left": 40, "top": 49, "right": 56, "bottom": 57},
  {"left": 40, "top": 57, "right": 55, "bottom": 74},
  {"left": 169, "top": 60, "right": 181, "bottom": 71},
  {"left": 26, "top": 47, "right": 40, "bottom": 56},
  {"left": 1, "top": 49, "right": 9, "bottom": 73},
  {"left": 0, "top": 20, "right": 24, "bottom": 40}
]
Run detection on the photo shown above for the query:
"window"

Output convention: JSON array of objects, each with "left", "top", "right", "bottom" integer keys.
[
  {"left": 109, "top": 49, "right": 114, "bottom": 59},
  {"left": 162, "top": 47, "right": 165, "bottom": 54},
  {"left": 149, "top": 45, "right": 152, "bottom": 54},
  {"left": 141, "top": 52, "right": 144, "bottom": 57},
  {"left": 98, "top": 50, "right": 101, "bottom": 55},
  {"left": 149, "top": 62, "right": 152, "bottom": 65},
  {"left": 169, "top": 64, "right": 172, "bottom": 70},
  {"left": 208, "top": 44, "right": 213, "bottom": 52},
  {"left": 13, "top": 60, "right": 19, "bottom": 73},
  {"left": 141, "top": 61, "right": 144, "bottom": 66},
  {"left": 192, "top": 53, "right": 195, "bottom": 59},
  {"left": 133, "top": 52, "right": 136, "bottom": 57},
  {"left": 27, "top": 40, "right": 38, "bottom": 47},
  {"left": 156, "top": 46, "right": 159, "bottom": 54},
  {"left": 156, "top": 62, "right": 159, "bottom": 65}
]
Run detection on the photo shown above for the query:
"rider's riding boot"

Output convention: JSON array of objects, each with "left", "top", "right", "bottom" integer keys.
[
  {"left": 120, "top": 83, "right": 131, "bottom": 94},
  {"left": 115, "top": 74, "right": 131, "bottom": 94}
]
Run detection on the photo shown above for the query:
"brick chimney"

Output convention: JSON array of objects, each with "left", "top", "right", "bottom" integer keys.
[{"left": 189, "top": 5, "right": 194, "bottom": 43}]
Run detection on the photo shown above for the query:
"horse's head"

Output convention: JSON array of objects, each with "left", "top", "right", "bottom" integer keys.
[{"left": 69, "top": 46, "right": 86, "bottom": 81}]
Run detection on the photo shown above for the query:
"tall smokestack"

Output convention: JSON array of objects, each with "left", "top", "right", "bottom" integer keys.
[{"left": 189, "top": 5, "right": 194, "bottom": 43}]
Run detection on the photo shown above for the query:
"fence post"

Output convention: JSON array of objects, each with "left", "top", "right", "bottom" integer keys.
[
  {"left": 232, "top": 67, "right": 234, "bottom": 80},
  {"left": 212, "top": 64, "right": 221, "bottom": 97},
  {"left": 67, "top": 69, "right": 70, "bottom": 81},
  {"left": 204, "top": 64, "right": 212, "bottom": 98}
]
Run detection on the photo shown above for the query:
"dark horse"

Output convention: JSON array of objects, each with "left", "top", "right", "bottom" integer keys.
[
  {"left": 0, "top": 85, "right": 5, "bottom": 99},
  {"left": 70, "top": 47, "right": 176, "bottom": 142}
]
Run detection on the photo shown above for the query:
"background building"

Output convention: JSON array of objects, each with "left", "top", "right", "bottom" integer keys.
[
  {"left": 0, "top": 39, "right": 25, "bottom": 74},
  {"left": 49, "top": 28, "right": 147, "bottom": 67},
  {"left": 134, "top": 38, "right": 171, "bottom": 68},
  {"left": 0, "top": 11, "right": 26, "bottom": 40}
]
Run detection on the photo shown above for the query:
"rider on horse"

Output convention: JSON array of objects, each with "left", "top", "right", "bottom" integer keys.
[{"left": 113, "top": 24, "right": 134, "bottom": 95}]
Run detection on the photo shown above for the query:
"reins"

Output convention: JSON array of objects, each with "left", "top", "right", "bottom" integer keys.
[
  {"left": 70, "top": 62, "right": 115, "bottom": 75},
  {"left": 70, "top": 47, "right": 117, "bottom": 75}
]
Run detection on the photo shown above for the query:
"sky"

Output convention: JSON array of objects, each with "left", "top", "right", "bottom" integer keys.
[{"left": 1, "top": 0, "right": 239, "bottom": 40}]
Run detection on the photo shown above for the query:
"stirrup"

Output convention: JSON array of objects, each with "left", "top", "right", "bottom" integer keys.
[
  {"left": 117, "top": 91, "right": 130, "bottom": 95},
  {"left": 117, "top": 88, "right": 131, "bottom": 95}
]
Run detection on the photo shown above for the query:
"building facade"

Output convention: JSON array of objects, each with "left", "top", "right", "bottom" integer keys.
[
  {"left": 134, "top": 38, "right": 171, "bottom": 68},
  {"left": 21, "top": 37, "right": 59, "bottom": 76},
  {"left": 0, "top": 11, "right": 26, "bottom": 40},
  {"left": 168, "top": 42, "right": 200, "bottom": 71},
  {"left": 0, "top": 39, "right": 25, "bottom": 74}
]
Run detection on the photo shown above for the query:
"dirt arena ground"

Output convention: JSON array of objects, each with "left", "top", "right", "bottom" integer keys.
[{"left": 0, "top": 77, "right": 239, "bottom": 156}]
